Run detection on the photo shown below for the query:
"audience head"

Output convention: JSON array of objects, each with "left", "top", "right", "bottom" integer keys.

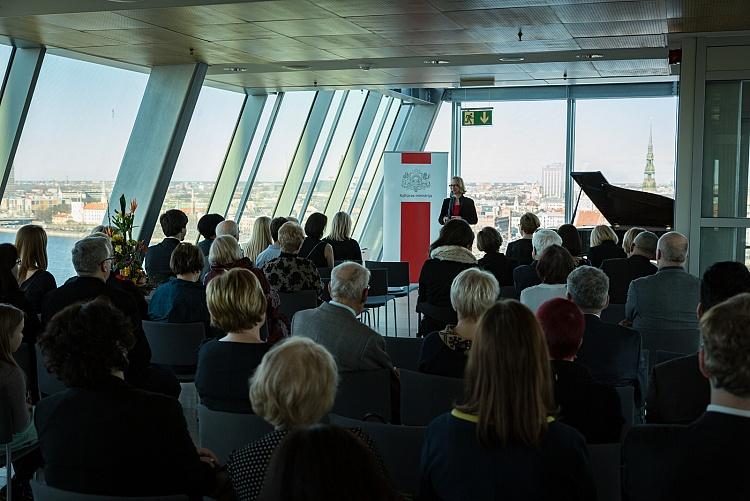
[
  {"left": 328, "top": 212, "right": 353, "bottom": 242},
  {"left": 519, "top": 212, "right": 541, "bottom": 236},
  {"left": 531, "top": 229, "right": 562, "bottom": 260},
  {"left": 159, "top": 209, "right": 188, "bottom": 240},
  {"left": 537, "top": 298, "right": 585, "bottom": 361},
  {"left": 197, "top": 213, "right": 225, "bottom": 241},
  {"left": 39, "top": 299, "right": 135, "bottom": 387},
  {"left": 450, "top": 176, "right": 467, "bottom": 197},
  {"left": 250, "top": 337, "right": 338, "bottom": 430},
  {"left": 631, "top": 231, "right": 658, "bottom": 259},
  {"left": 430, "top": 219, "right": 474, "bottom": 253},
  {"left": 269, "top": 217, "right": 288, "bottom": 243},
  {"left": 476, "top": 227, "right": 502, "bottom": 254},
  {"left": 699, "top": 261, "right": 750, "bottom": 316},
  {"left": 566, "top": 265, "right": 609, "bottom": 314},
  {"left": 245, "top": 216, "right": 272, "bottom": 262},
  {"left": 656, "top": 231, "right": 689, "bottom": 268},
  {"left": 304, "top": 212, "right": 328, "bottom": 240},
  {"left": 622, "top": 227, "right": 645, "bottom": 255},
  {"left": 590, "top": 225, "right": 618, "bottom": 248},
  {"left": 330, "top": 262, "right": 370, "bottom": 312},
  {"left": 89, "top": 225, "right": 114, "bottom": 237},
  {"left": 208, "top": 235, "right": 243, "bottom": 267},
  {"left": 450, "top": 268, "right": 499, "bottom": 324},
  {"left": 536, "top": 245, "right": 575, "bottom": 285},
  {"left": 458, "top": 300, "right": 553, "bottom": 446},
  {"left": 216, "top": 220, "right": 240, "bottom": 241},
  {"left": 15, "top": 224, "right": 48, "bottom": 281},
  {"left": 206, "top": 268, "right": 266, "bottom": 334},
  {"left": 259, "top": 424, "right": 396, "bottom": 501},
  {"left": 278, "top": 222, "right": 306, "bottom": 254},
  {"left": 0, "top": 243, "right": 20, "bottom": 296},
  {"left": 72, "top": 236, "right": 113, "bottom": 280},
  {"left": 699, "top": 293, "right": 750, "bottom": 400},
  {"left": 0, "top": 303, "right": 24, "bottom": 366},
  {"left": 169, "top": 242, "right": 204, "bottom": 281},
  {"left": 557, "top": 224, "right": 582, "bottom": 257},
  {"left": 285, "top": 216, "right": 299, "bottom": 224}
]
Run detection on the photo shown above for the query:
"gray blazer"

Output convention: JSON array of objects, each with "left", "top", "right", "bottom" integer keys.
[
  {"left": 625, "top": 267, "right": 701, "bottom": 330},
  {"left": 292, "top": 302, "right": 393, "bottom": 372}
]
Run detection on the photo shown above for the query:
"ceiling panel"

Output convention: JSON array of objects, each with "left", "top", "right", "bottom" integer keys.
[
  {"left": 552, "top": 1, "right": 667, "bottom": 23},
  {"left": 381, "top": 63, "right": 525, "bottom": 77},
  {"left": 38, "top": 30, "right": 124, "bottom": 48},
  {"left": 36, "top": 12, "right": 152, "bottom": 31},
  {"left": 575, "top": 34, "right": 667, "bottom": 49},
  {"left": 566, "top": 20, "right": 667, "bottom": 37},
  {"left": 84, "top": 27, "right": 201, "bottom": 45},
  {"left": 173, "top": 23, "right": 276, "bottom": 42},
  {"left": 429, "top": 0, "right": 549, "bottom": 10},
  {"left": 523, "top": 60, "right": 600, "bottom": 78},
  {"left": 212, "top": 1, "right": 338, "bottom": 22},
  {"left": 668, "top": 16, "right": 750, "bottom": 33},
  {"left": 405, "top": 42, "right": 494, "bottom": 55},
  {"left": 311, "top": 0, "right": 438, "bottom": 17},
  {"left": 378, "top": 29, "right": 482, "bottom": 44},
  {"left": 666, "top": 0, "right": 750, "bottom": 19},
  {"left": 217, "top": 38, "right": 344, "bottom": 61},
  {"left": 118, "top": 6, "right": 246, "bottom": 28},
  {"left": 347, "top": 13, "right": 461, "bottom": 32},
  {"left": 254, "top": 18, "right": 371, "bottom": 37},
  {"left": 444, "top": 7, "right": 562, "bottom": 28},
  {"left": 469, "top": 24, "right": 572, "bottom": 43},
  {"left": 326, "top": 46, "right": 419, "bottom": 58},
  {"left": 485, "top": 39, "right": 581, "bottom": 52},
  {"left": 294, "top": 33, "right": 399, "bottom": 49}
]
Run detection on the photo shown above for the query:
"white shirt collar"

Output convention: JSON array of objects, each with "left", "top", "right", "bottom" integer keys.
[
  {"left": 706, "top": 404, "right": 750, "bottom": 418},
  {"left": 329, "top": 301, "right": 357, "bottom": 317}
]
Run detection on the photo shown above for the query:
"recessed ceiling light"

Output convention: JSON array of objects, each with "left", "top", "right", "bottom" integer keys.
[
  {"left": 423, "top": 59, "right": 450, "bottom": 65},
  {"left": 283, "top": 64, "right": 312, "bottom": 70},
  {"left": 576, "top": 53, "right": 604, "bottom": 59},
  {"left": 499, "top": 57, "right": 524, "bottom": 62},
  {"left": 223, "top": 67, "right": 247, "bottom": 72}
]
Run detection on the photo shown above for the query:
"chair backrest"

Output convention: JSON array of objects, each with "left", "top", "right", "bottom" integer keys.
[
  {"left": 638, "top": 329, "right": 700, "bottom": 358},
  {"left": 328, "top": 414, "right": 426, "bottom": 496},
  {"left": 0, "top": 387, "right": 14, "bottom": 444},
  {"left": 655, "top": 350, "right": 687, "bottom": 366},
  {"left": 30, "top": 481, "right": 189, "bottom": 501},
  {"left": 197, "top": 404, "right": 274, "bottom": 464},
  {"left": 332, "top": 369, "right": 392, "bottom": 422},
  {"left": 385, "top": 337, "right": 423, "bottom": 372},
  {"left": 365, "top": 261, "right": 409, "bottom": 287},
  {"left": 499, "top": 285, "right": 518, "bottom": 299},
  {"left": 615, "top": 385, "right": 636, "bottom": 432},
  {"left": 141, "top": 321, "right": 205, "bottom": 367},
  {"left": 601, "top": 303, "right": 626, "bottom": 324},
  {"left": 399, "top": 369, "right": 464, "bottom": 426},
  {"left": 318, "top": 267, "right": 332, "bottom": 279},
  {"left": 367, "top": 268, "right": 388, "bottom": 297},
  {"left": 35, "top": 343, "right": 66, "bottom": 396},
  {"left": 623, "top": 425, "right": 686, "bottom": 501},
  {"left": 278, "top": 290, "right": 318, "bottom": 321},
  {"left": 588, "top": 443, "right": 622, "bottom": 501}
]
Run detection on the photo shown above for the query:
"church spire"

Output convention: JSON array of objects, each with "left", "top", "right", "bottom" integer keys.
[{"left": 642, "top": 123, "right": 656, "bottom": 192}]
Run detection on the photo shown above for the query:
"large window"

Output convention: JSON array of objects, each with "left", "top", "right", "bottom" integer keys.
[
  {"left": 0, "top": 54, "right": 147, "bottom": 282},
  {"left": 424, "top": 101, "right": 452, "bottom": 167}
]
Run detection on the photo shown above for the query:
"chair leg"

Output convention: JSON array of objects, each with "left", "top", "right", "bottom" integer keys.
[
  {"left": 6, "top": 444, "right": 12, "bottom": 501},
  {"left": 407, "top": 291, "right": 411, "bottom": 337},
  {"left": 392, "top": 299, "right": 398, "bottom": 338},
  {"left": 385, "top": 303, "right": 389, "bottom": 336}
]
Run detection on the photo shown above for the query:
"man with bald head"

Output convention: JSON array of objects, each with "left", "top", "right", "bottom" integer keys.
[
  {"left": 215, "top": 219, "right": 240, "bottom": 241},
  {"left": 625, "top": 231, "right": 700, "bottom": 330}
]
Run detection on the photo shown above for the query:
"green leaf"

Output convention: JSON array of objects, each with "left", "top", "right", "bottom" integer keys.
[{"left": 119, "top": 194, "right": 126, "bottom": 215}]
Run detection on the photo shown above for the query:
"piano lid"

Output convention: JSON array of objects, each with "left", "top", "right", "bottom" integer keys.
[{"left": 571, "top": 171, "right": 674, "bottom": 230}]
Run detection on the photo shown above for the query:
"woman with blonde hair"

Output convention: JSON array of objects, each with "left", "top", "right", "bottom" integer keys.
[
  {"left": 621, "top": 227, "right": 645, "bottom": 256},
  {"left": 323, "top": 211, "right": 362, "bottom": 263},
  {"left": 419, "top": 300, "right": 595, "bottom": 500},
  {"left": 244, "top": 216, "right": 272, "bottom": 264},
  {"left": 439, "top": 176, "right": 478, "bottom": 226},
  {"left": 15, "top": 224, "right": 56, "bottom": 313},
  {"left": 588, "top": 224, "right": 626, "bottom": 268}
]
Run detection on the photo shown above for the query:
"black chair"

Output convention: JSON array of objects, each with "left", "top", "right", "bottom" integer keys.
[
  {"left": 30, "top": 481, "right": 188, "bottom": 501},
  {"left": 365, "top": 261, "right": 418, "bottom": 336},
  {"left": 318, "top": 267, "right": 332, "bottom": 301},
  {"left": 328, "top": 414, "right": 426, "bottom": 497},
  {"left": 141, "top": 321, "right": 205, "bottom": 382},
  {"left": 615, "top": 385, "right": 636, "bottom": 434},
  {"left": 278, "top": 290, "right": 317, "bottom": 321},
  {"left": 601, "top": 303, "right": 626, "bottom": 324},
  {"left": 385, "top": 337, "right": 422, "bottom": 372},
  {"left": 638, "top": 328, "right": 700, "bottom": 359},
  {"left": 399, "top": 369, "right": 463, "bottom": 426},
  {"left": 499, "top": 285, "right": 519, "bottom": 299},
  {"left": 363, "top": 269, "right": 395, "bottom": 336},
  {"left": 588, "top": 443, "right": 622, "bottom": 501},
  {"left": 35, "top": 343, "right": 66, "bottom": 396},
  {"left": 332, "top": 369, "right": 392, "bottom": 422},
  {"left": 623, "top": 425, "right": 686, "bottom": 501},
  {"left": 197, "top": 404, "right": 274, "bottom": 463}
]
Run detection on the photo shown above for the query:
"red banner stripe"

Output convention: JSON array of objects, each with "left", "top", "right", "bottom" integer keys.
[
  {"left": 401, "top": 152, "right": 432, "bottom": 164},
  {"left": 400, "top": 201, "right": 431, "bottom": 283}
]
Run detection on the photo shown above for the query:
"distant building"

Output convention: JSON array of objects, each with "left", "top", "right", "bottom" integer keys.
[
  {"left": 643, "top": 125, "right": 656, "bottom": 192},
  {"left": 542, "top": 163, "right": 565, "bottom": 199},
  {"left": 82, "top": 202, "right": 107, "bottom": 225}
]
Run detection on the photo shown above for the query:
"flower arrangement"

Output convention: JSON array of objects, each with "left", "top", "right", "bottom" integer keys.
[{"left": 108, "top": 194, "right": 148, "bottom": 286}]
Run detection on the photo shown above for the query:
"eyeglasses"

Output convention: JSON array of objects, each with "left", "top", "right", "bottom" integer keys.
[{"left": 100, "top": 257, "right": 115, "bottom": 265}]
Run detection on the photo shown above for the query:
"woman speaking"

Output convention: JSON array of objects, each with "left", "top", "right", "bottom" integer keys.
[{"left": 439, "top": 176, "right": 478, "bottom": 225}]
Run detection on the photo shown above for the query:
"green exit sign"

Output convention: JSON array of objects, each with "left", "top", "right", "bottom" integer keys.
[{"left": 462, "top": 108, "right": 493, "bottom": 126}]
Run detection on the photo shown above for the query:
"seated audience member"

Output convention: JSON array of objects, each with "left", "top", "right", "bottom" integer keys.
[
  {"left": 293, "top": 262, "right": 391, "bottom": 371},
  {"left": 537, "top": 298, "right": 624, "bottom": 443},
  {"left": 587, "top": 225, "right": 626, "bottom": 268},
  {"left": 620, "top": 227, "right": 645, "bottom": 256},
  {"left": 647, "top": 261, "right": 750, "bottom": 424},
  {"left": 0, "top": 244, "right": 41, "bottom": 344},
  {"left": 299, "top": 212, "right": 334, "bottom": 268},
  {"left": 148, "top": 243, "right": 211, "bottom": 333},
  {"left": 206, "top": 235, "right": 287, "bottom": 344},
  {"left": 15, "top": 224, "right": 57, "bottom": 314},
  {"left": 567, "top": 266, "right": 644, "bottom": 403},
  {"left": 662, "top": 293, "right": 750, "bottom": 500},
  {"left": 262, "top": 222, "right": 322, "bottom": 299},
  {"left": 418, "top": 268, "right": 498, "bottom": 378},
  {"left": 520, "top": 245, "right": 575, "bottom": 313},
  {"left": 419, "top": 300, "right": 595, "bottom": 501},
  {"left": 601, "top": 230, "right": 657, "bottom": 304},
  {"left": 259, "top": 424, "right": 397, "bottom": 501},
  {"left": 557, "top": 224, "right": 589, "bottom": 266},
  {"left": 323, "top": 211, "right": 363, "bottom": 263},
  {"left": 285, "top": 216, "right": 299, "bottom": 224},
  {"left": 244, "top": 216, "right": 272, "bottom": 264},
  {"left": 625, "top": 231, "right": 700, "bottom": 330},
  {"left": 216, "top": 219, "right": 240, "bottom": 241},
  {"left": 196, "top": 268, "right": 270, "bottom": 413},
  {"left": 476, "top": 226, "right": 515, "bottom": 286},
  {"left": 513, "top": 228, "right": 562, "bottom": 296},
  {"left": 227, "top": 337, "right": 381, "bottom": 501},
  {"left": 145, "top": 209, "right": 188, "bottom": 285},
  {"left": 36, "top": 299, "right": 219, "bottom": 499},
  {"left": 197, "top": 213, "right": 225, "bottom": 279},
  {"left": 417, "top": 219, "right": 477, "bottom": 336},
  {"left": 255, "top": 216, "right": 287, "bottom": 268},
  {"left": 505, "top": 212, "right": 539, "bottom": 266}
]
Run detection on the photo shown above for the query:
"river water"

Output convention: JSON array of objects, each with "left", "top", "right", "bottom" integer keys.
[{"left": 0, "top": 232, "right": 79, "bottom": 283}]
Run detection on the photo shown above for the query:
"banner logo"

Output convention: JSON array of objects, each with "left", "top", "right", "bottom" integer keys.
[{"left": 401, "top": 170, "right": 431, "bottom": 193}]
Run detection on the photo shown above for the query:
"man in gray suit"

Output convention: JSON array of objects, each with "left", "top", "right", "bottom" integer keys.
[
  {"left": 292, "top": 262, "right": 393, "bottom": 371},
  {"left": 625, "top": 231, "right": 700, "bottom": 330}
]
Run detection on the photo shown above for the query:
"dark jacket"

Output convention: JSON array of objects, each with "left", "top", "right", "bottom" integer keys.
[
  {"left": 323, "top": 237, "right": 362, "bottom": 263},
  {"left": 625, "top": 267, "right": 701, "bottom": 331},
  {"left": 506, "top": 238, "right": 534, "bottom": 266},
  {"left": 600, "top": 254, "right": 657, "bottom": 304},
  {"left": 0, "top": 289, "right": 41, "bottom": 344},
  {"left": 478, "top": 252, "right": 516, "bottom": 287},
  {"left": 576, "top": 314, "right": 644, "bottom": 404},
  {"left": 513, "top": 261, "right": 541, "bottom": 296},
  {"left": 438, "top": 196, "right": 478, "bottom": 225},
  {"left": 35, "top": 376, "right": 215, "bottom": 500},
  {"left": 418, "top": 327, "right": 469, "bottom": 378},
  {"left": 145, "top": 237, "right": 181, "bottom": 285},
  {"left": 646, "top": 352, "right": 709, "bottom": 425},
  {"left": 148, "top": 277, "right": 211, "bottom": 333},
  {"left": 551, "top": 360, "right": 624, "bottom": 444},
  {"left": 588, "top": 240, "right": 626, "bottom": 268},
  {"left": 20, "top": 269, "right": 57, "bottom": 314}
]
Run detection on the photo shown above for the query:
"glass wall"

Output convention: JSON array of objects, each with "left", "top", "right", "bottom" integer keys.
[{"left": 424, "top": 100, "right": 452, "bottom": 169}]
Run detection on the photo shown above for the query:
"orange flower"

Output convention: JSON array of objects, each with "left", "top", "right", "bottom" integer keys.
[{"left": 130, "top": 199, "right": 138, "bottom": 213}]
